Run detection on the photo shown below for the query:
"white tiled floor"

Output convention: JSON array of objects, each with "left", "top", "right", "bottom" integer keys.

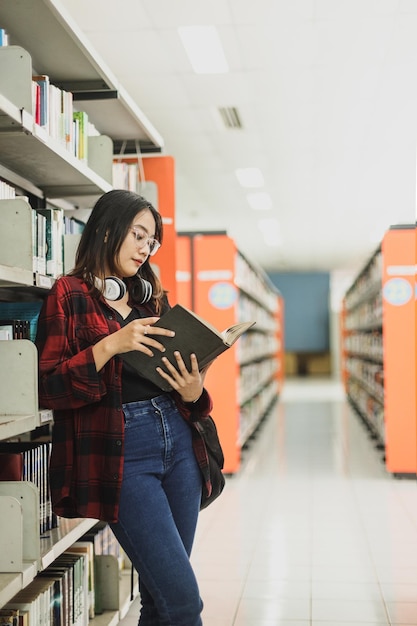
[{"left": 118, "top": 378, "right": 417, "bottom": 625}]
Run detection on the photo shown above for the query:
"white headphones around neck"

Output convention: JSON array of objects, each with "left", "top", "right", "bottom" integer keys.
[{"left": 95, "top": 275, "right": 152, "bottom": 304}]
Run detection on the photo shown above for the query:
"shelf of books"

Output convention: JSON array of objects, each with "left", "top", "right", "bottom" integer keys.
[
  {"left": 0, "top": 0, "right": 163, "bottom": 153},
  {"left": 176, "top": 232, "right": 284, "bottom": 474},
  {"left": 341, "top": 224, "right": 417, "bottom": 475},
  {"left": 0, "top": 2, "right": 162, "bottom": 622},
  {"left": 0, "top": 48, "right": 113, "bottom": 202}
]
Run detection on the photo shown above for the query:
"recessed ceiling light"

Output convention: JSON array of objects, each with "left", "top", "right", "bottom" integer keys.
[
  {"left": 178, "top": 25, "right": 229, "bottom": 74},
  {"left": 247, "top": 191, "right": 272, "bottom": 211},
  {"left": 235, "top": 168, "right": 265, "bottom": 188}
]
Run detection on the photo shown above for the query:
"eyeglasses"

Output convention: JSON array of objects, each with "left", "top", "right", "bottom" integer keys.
[{"left": 130, "top": 227, "right": 161, "bottom": 256}]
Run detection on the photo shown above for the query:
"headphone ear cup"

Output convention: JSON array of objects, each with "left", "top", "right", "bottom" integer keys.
[
  {"left": 131, "top": 275, "right": 153, "bottom": 304},
  {"left": 139, "top": 278, "right": 153, "bottom": 304},
  {"left": 95, "top": 276, "right": 126, "bottom": 301}
]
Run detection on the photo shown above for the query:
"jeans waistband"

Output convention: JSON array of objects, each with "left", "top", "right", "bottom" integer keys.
[{"left": 122, "top": 394, "right": 174, "bottom": 412}]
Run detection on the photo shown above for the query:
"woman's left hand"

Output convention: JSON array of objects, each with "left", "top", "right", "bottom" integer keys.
[{"left": 156, "top": 352, "right": 209, "bottom": 403}]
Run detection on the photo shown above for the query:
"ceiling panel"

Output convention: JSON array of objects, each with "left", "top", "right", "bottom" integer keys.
[{"left": 59, "top": 0, "right": 417, "bottom": 275}]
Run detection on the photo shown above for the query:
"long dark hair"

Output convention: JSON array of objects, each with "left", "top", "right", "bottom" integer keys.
[{"left": 70, "top": 189, "right": 165, "bottom": 312}]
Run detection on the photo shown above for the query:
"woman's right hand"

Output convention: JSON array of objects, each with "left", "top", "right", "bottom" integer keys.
[{"left": 92, "top": 317, "right": 175, "bottom": 371}]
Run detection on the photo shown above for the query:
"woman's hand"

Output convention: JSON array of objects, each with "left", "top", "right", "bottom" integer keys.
[
  {"left": 155, "top": 351, "right": 209, "bottom": 403},
  {"left": 92, "top": 317, "right": 174, "bottom": 371},
  {"left": 114, "top": 317, "right": 175, "bottom": 356}
]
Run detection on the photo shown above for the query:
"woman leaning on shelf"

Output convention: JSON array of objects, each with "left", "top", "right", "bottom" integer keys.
[{"left": 35, "top": 189, "right": 213, "bottom": 626}]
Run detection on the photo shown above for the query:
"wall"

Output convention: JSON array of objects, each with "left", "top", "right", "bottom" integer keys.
[{"left": 268, "top": 271, "right": 331, "bottom": 376}]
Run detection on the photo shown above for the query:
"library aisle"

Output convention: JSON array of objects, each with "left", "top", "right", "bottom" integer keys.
[{"left": 119, "top": 378, "right": 417, "bottom": 626}]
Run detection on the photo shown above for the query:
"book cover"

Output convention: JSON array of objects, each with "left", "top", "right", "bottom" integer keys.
[
  {"left": 120, "top": 304, "right": 255, "bottom": 391},
  {"left": 0, "top": 452, "right": 23, "bottom": 481},
  {"left": 32, "top": 75, "right": 50, "bottom": 129},
  {"left": 36, "top": 211, "right": 47, "bottom": 275},
  {"left": 38, "top": 206, "right": 64, "bottom": 277},
  {"left": 73, "top": 111, "right": 88, "bottom": 162},
  {"left": 32, "top": 82, "right": 40, "bottom": 125},
  {"left": 0, "top": 29, "right": 9, "bottom": 46}
]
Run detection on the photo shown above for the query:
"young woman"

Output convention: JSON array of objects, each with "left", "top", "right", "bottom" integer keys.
[{"left": 36, "top": 189, "right": 213, "bottom": 626}]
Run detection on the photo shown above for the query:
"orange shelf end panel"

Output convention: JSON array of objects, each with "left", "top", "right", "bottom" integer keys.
[
  {"left": 141, "top": 156, "right": 176, "bottom": 302},
  {"left": 175, "top": 235, "right": 192, "bottom": 308},
  {"left": 192, "top": 233, "right": 241, "bottom": 474},
  {"left": 382, "top": 226, "right": 416, "bottom": 473},
  {"left": 113, "top": 155, "right": 177, "bottom": 300}
]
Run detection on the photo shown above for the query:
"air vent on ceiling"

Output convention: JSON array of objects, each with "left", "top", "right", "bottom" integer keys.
[{"left": 218, "top": 106, "right": 243, "bottom": 129}]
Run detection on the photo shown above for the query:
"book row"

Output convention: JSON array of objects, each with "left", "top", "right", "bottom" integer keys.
[
  {"left": 112, "top": 161, "right": 140, "bottom": 192},
  {"left": 30, "top": 75, "right": 97, "bottom": 165},
  {"left": 345, "top": 357, "right": 384, "bottom": 405},
  {"left": 1, "top": 200, "right": 84, "bottom": 279},
  {"left": 0, "top": 180, "right": 15, "bottom": 200},
  {"left": 0, "top": 518, "right": 123, "bottom": 624},
  {"left": 239, "top": 357, "right": 277, "bottom": 405},
  {"left": 348, "top": 378, "right": 385, "bottom": 443},
  {"left": 239, "top": 378, "right": 278, "bottom": 445},
  {"left": 343, "top": 331, "right": 383, "bottom": 363},
  {"left": 0, "top": 441, "right": 57, "bottom": 535},
  {"left": 344, "top": 250, "right": 382, "bottom": 311},
  {"left": 237, "top": 296, "right": 276, "bottom": 333},
  {"left": 236, "top": 330, "right": 280, "bottom": 365},
  {"left": 344, "top": 293, "right": 383, "bottom": 331},
  {"left": 235, "top": 253, "right": 278, "bottom": 313},
  {"left": 0, "top": 320, "right": 31, "bottom": 341},
  {"left": 0, "top": 38, "right": 102, "bottom": 166}
]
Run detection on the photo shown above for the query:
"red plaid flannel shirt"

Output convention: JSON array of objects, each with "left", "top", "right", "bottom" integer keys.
[{"left": 35, "top": 275, "right": 212, "bottom": 522}]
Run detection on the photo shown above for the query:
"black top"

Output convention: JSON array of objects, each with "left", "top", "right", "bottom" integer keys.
[{"left": 115, "top": 308, "right": 164, "bottom": 403}]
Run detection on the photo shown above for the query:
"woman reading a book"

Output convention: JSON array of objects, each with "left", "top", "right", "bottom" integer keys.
[{"left": 36, "top": 189, "right": 213, "bottom": 626}]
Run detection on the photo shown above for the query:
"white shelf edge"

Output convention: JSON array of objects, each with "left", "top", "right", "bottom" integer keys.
[
  {"left": 0, "top": 414, "right": 36, "bottom": 440},
  {"left": 0, "top": 264, "right": 34, "bottom": 287},
  {"left": 40, "top": 518, "right": 99, "bottom": 570},
  {"left": 32, "top": 123, "right": 113, "bottom": 194},
  {"left": 0, "top": 90, "right": 113, "bottom": 197},
  {"left": 0, "top": 562, "right": 37, "bottom": 607}
]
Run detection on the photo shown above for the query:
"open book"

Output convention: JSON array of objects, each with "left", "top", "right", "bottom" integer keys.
[{"left": 120, "top": 304, "right": 256, "bottom": 391}]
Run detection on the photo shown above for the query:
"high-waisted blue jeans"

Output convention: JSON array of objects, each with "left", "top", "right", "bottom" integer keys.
[{"left": 110, "top": 394, "right": 203, "bottom": 626}]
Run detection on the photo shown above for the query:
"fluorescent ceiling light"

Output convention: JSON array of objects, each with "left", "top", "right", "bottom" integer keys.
[
  {"left": 247, "top": 191, "right": 272, "bottom": 211},
  {"left": 258, "top": 218, "right": 282, "bottom": 246},
  {"left": 235, "top": 168, "right": 265, "bottom": 188},
  {"left": 178, "top": 25, "right": 229, "bottom": 74}
]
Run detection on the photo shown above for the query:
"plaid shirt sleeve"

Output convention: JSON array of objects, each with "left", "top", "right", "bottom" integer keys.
[
  {"left": 36, "top": 276, "right": 110, "bottom": 409},
  {"left": 35, "top": 276, "right": 125, "bottom": 522}
]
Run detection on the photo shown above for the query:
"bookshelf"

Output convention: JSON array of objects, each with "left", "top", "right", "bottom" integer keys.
[
  {"left": 0, "top": 0, "right": 160, "bottom": 622},
  {"left": 0, "top": 0, "right": 163, "bottom": 152},
  {"left": 176, "top": 232, "right": 284, "bottom": 473},
  {"left": 341, "top": 225, "right": 417, "bottom": 475}
]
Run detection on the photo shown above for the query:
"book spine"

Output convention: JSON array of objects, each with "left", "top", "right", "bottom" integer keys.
[
  {"left": 0, "top": 28, "right": 9, "bottom": 46},
  {"left": 36, "top": 211, "right": 47, "bottom": 275},
  {"left": 0, "top": 320, "right": 30, "bottom": 340},
  {"left": 31, "top": 209, "right": 38, "bottom": 273},
  {"left": 33, "top": 76, "right": 50, "bottom": 128}
]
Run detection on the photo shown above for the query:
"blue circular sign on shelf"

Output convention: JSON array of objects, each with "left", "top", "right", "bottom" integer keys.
[
  {"left": 383, "top": 277, "right": 413, "bottom": 305},
  {"left": 208, "top": 282, "right": 237, "bottom": 309}
]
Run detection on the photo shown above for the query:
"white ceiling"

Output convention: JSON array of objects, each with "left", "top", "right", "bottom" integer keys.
[{"left": 59, "top": 0, "right": 417, "bottom": 275}]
